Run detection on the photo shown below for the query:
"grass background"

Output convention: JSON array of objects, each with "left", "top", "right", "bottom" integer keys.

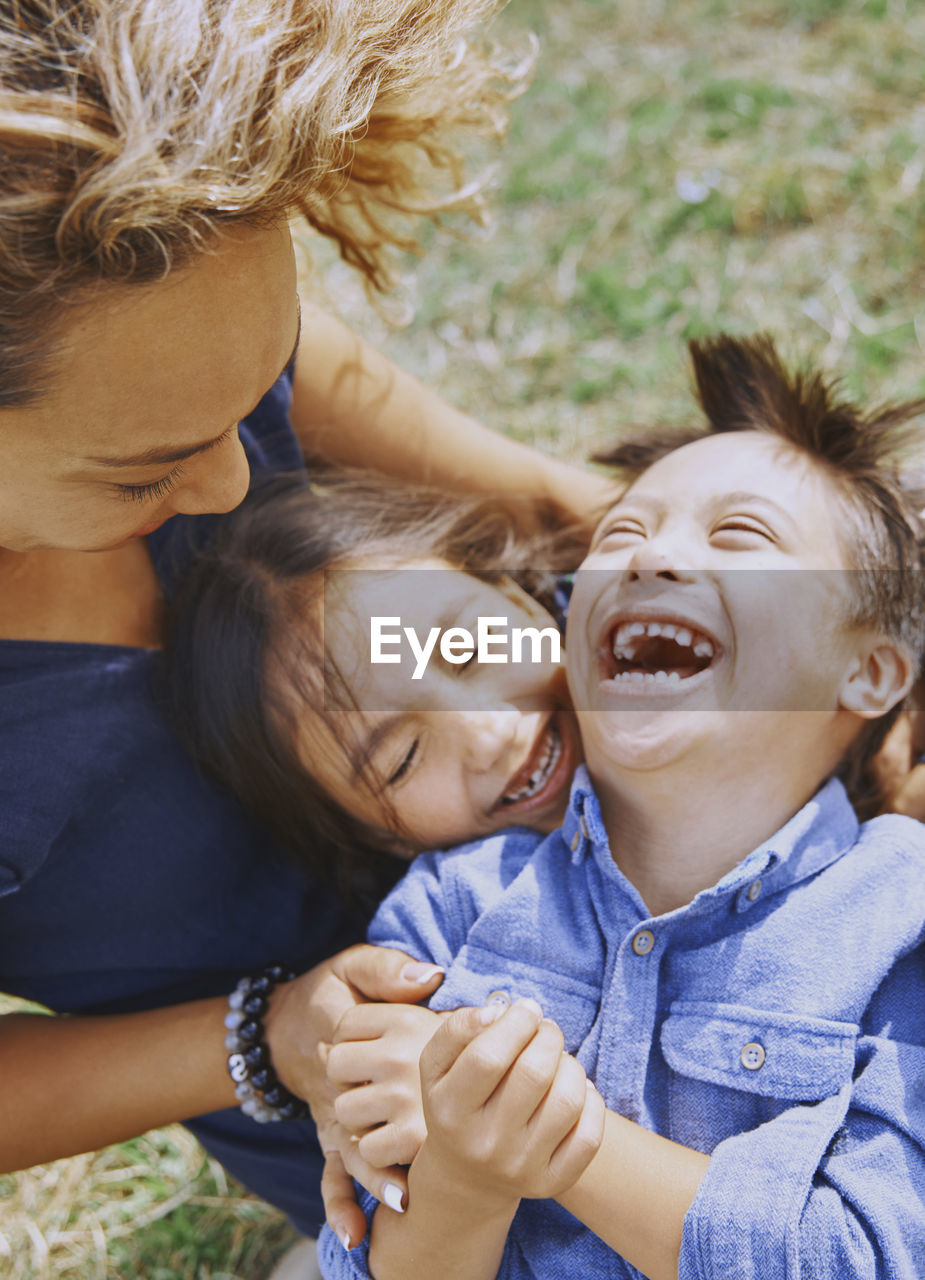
[{"left": 4, "top": 0, "right": 924, "bottom": 1275}]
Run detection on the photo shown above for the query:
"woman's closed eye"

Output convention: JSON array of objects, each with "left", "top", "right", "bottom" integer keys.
[{"left": 112, "top": 465, "right": 185, "bottom": 504}]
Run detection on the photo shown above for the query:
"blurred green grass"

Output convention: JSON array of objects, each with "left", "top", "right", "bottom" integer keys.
[{"left": 5, "top": 0, "right": 925, "bottom": 1274}]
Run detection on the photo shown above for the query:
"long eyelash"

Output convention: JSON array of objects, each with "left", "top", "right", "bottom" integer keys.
[
  {"left": 114, "top": 464, "right": 185, "bottom": 504},
  {"left": 111, "top": 424, "right": 236, "bottom": 504},
  {"left": 388, "top": 739, "right": 419, "bottom": 786}
]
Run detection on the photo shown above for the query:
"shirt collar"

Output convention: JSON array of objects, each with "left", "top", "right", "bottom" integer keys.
[{"left": 559, "top": 765, "right": 859, "bottom": 911}]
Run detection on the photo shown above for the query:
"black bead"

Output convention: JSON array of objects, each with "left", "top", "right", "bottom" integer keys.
[
  {"left": 278, "top": 1098, "right": 308, "bottom": 1120},
  {"left": 263, "top": 1085, "right": 286, "bottom": 1107},
  {"left": 243, "top": 992, "right": 268, "bottom": 1017},
  {"left": 237, "top": 1018, "right": 261, "bottom": 1043},
  {"left": 251, "top": 1065, "right": 277, "bottom": 1091},
  {"left": 264, "top": 964, "right": 288, "bottom": 983},
  {"left": 249, "top": 975, "right": 273, "bottom": 995},
  {"left": 243, "top": 1043, "right": 268, "bottom": 1068}
]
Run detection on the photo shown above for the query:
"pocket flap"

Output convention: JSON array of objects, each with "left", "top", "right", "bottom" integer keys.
[{"left": 660, "top": 1000, "right": 858, "bottom": 1100}]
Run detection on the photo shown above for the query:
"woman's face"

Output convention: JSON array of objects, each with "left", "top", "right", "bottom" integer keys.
[
  {"left": 0, "top": 222, "right": 300, "bottom": 552},
  {"left": 291, "top": 563, "right": 582, "bottom": 851}
]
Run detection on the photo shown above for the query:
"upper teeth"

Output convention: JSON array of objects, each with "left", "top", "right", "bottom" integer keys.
[{"left": 611, "top": 620, "right": 715, "bottom": 665}]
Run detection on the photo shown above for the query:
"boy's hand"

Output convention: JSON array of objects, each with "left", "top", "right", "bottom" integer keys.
[
  {"left": 417, "top": 998, "right": 605, "bottom": 1212},
  {"left": 327, "top": 1002, "right": 443, "bottom": 1166}
]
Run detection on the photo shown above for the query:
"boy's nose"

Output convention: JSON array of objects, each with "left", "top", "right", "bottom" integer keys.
[{"left": 625, "top": 539, "right": 686, "bottom": 581}]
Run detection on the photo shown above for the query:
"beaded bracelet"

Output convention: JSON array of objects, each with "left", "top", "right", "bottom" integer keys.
[{"left": 224, "top": 965, "right": 310, "bottom": 1124}]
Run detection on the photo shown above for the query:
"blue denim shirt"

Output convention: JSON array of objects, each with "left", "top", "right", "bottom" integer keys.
[{"left": 319, "top": 768, "right": 925, "bottom": 1279}]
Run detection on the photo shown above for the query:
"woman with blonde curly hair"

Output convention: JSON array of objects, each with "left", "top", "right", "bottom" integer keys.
[{"left": 0, "top": 0, "right": 609, "bottom": 1267}]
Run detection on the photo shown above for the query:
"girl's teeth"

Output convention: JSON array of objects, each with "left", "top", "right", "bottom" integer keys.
[
  {"left": 675, "top": 627, "right": 692, "bottom": 647},
  {"left": 501, "top": 725, "right": 563, "bottom": 805}
]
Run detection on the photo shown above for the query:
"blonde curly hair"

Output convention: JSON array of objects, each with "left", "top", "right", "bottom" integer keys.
[{"left": 0, "top": 0, "right": 528, "bottom": 405}]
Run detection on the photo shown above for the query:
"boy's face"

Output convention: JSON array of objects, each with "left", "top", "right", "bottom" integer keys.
[{"left": 567, "top": 431, "right": 870, "bottom": 782}]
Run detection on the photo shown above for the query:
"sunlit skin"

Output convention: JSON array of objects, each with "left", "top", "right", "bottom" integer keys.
[
  {"left": 291, "top": 561, "right": 581, "bottom": 849},
  {"left": 0, "top": 221, "right": 300, "bottom": 553},
  {"left": 566, "top": 432, "right": 912, "bottom": 905}
]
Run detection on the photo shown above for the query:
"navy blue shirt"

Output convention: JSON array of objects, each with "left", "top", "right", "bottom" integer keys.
[{"left": 0, "top": 371, "right": 354, "bottom": 1232}]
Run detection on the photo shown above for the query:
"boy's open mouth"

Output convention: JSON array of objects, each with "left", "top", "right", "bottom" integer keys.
[
  {"left": 497, "top": 717, "right": 566, "bottom": 808},
  {"left": 605, "top": 618, "right": 718, "bottom": 687}
]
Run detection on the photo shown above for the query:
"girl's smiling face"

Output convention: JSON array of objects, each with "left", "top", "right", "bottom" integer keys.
[{"left": 287, "top": 562, "right": 581, "bottom": 851}]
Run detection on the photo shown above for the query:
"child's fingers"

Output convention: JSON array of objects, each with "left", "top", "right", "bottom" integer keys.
[
  {"left": 546, "top": 1078, "right": 606, "bottom": 1192},
  {"left": 331, "top": 1001, "right": 441, "bottom": 1047},
  {"left": 334, "top": 1082, "right": 385, "bottom": 1132},
  {"left": 327, "top": 1004, "right": 442, "bottom": 1086},
  {"left": 488, "top": 1016, "right": 566, "bottom": 1130},
  {"left": 358, "top": 1119, "right": 425, "bottom": 1169},
  {"left": 525, "top": 1048, "right": 589, "bottom": 1150},
  {"left": 421, "top": 999, "right": 543, "bottom": 1110}
]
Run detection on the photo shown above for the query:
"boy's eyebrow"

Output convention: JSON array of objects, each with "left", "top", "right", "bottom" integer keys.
[{"left": 84, "top": 311, "right": 302, "bottom": 469}]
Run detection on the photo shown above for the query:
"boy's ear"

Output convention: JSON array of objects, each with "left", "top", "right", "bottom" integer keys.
[{"left": 838, "top": 638, "right": 916, "bottom": 720}]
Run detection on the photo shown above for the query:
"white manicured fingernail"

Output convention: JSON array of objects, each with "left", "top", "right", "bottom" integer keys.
[
  {"left": 479, "top": 1002, "right": 505, "bottom": 1025},
  {"left": 383, "top": 1182, "right": 405, "bottom": 1213},
  {"left": 515, "top": 997, "right": 543, "bottom": 1018},
  {"left": 400, "top": 962, "right": 444, "bottom": 985},
  {"left": 338, "top": 1229, "right": 352, "bottom": 1251}
]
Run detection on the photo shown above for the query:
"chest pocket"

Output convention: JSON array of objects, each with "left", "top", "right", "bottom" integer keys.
[
  {"left": 660, "top": 1000, "right": 858, "bottom": 1101},
  {"left": 433, "top": 946, "right": 599, "bottom": 1055}
]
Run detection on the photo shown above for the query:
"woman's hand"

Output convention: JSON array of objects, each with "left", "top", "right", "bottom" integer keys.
[
  {"left": 327, "top": 1002, "right": 443, "bottom": 1167},
  {"left": 416, "top": 998, "right": 605, "bottom": 1214},
  {"left": 261, "top": 944, "right": 443, "bottom": 1246}
]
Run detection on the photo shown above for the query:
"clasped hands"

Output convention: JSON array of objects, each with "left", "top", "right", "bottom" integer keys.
[{"left": 271, "top": 946, "right": 603, "bottom": 1249}]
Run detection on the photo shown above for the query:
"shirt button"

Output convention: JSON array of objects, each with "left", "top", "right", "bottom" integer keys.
[
  {"left": 486, "top": 990, "right": 511, "bottom": 1009},
  {"left": 740, "top": 1041, "right": 766, "bottom": 1070},
  {"left": 746, "top": 879, "right": 762, "bottom": 902},
  {"left": 570, "top": 831, "right": 581, "bottom": 852},
  {"left": 579, "top": 815, "right": 590, "bottom": 840},
  {"left": 632, "top": 929, "right": 655, "bottom": 956}
]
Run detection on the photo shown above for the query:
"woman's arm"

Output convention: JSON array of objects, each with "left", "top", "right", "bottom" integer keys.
[
  {"left": 289, "top": 302, "right": 615, "bottom": 531},
  {"left": 0, "top": 946, "right": 440, "bottom": 1218}
]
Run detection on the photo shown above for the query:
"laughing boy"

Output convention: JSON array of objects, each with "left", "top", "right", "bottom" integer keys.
[{"left": 321, "top": 334, "right": 925, "bottom": 1280}]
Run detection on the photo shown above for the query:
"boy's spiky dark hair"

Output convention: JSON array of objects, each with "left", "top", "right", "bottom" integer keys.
[{"left": 594, "top": 332, "right": 925, "bottom": 818}]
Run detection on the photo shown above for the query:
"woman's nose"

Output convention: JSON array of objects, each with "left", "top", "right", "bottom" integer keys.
[{"left": 169, "top": 429, "right": 251, "bottom": 516}]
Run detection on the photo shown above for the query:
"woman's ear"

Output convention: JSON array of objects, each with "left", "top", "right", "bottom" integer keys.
[{"left": 839, "top": 637, "right": 916, "bottom": 720}]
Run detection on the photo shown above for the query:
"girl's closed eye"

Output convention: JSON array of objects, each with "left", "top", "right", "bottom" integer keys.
[{"left": 388, "top": 737, "right": 420, "bottom": 786}]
